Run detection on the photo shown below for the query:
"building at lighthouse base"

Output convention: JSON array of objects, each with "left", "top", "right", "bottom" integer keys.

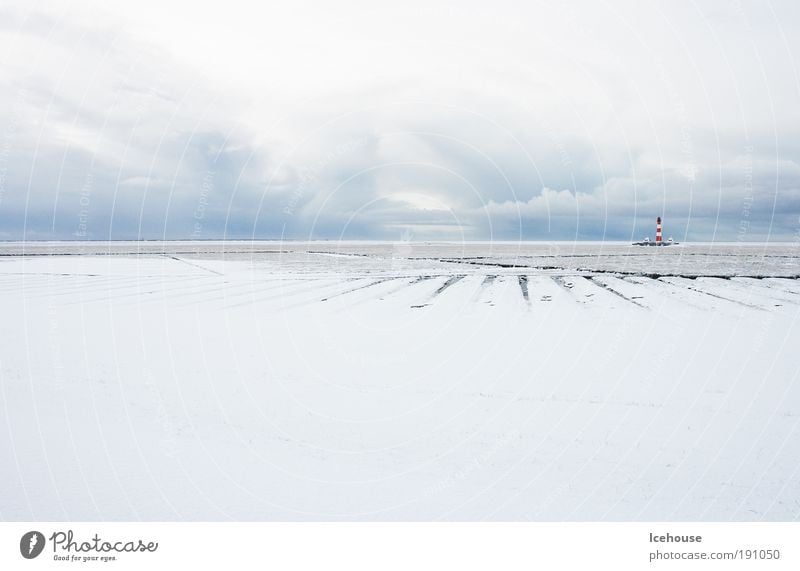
[{"left": 632, "top": 237, "right": 678, "bottom": 246}]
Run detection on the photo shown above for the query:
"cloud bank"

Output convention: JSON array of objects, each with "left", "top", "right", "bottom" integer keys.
[{"left": 1, "top": 0, "right": 798, "bottom": 241}]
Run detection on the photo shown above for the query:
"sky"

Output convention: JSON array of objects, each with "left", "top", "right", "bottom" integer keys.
[{"left": 0, "top": 0, "right": 798, "bottom": 241}]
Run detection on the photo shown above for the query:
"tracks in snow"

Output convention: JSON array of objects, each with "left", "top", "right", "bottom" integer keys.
[{"left": 4, "top": 269, "right": 798, "bottom": 313}]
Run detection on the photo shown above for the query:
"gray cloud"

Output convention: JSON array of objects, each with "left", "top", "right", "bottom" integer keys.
[{"left": 1, "top": 0, "right": 798, "bottom": 241}]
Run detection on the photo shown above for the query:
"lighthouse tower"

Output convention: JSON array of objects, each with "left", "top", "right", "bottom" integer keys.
[
  {"left": 655, "top": 217, "right": 663, "bottom": 245},
  {"left": 633, "top": 216, "right": 677, "bottom": 246}
]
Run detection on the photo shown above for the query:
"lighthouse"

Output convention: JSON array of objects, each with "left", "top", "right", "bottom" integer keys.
[{"left": 632, "top": 216, "right": 677, "bottom": 246}]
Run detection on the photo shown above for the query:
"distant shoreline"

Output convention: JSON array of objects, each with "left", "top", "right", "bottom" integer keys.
[{"left": 0, "top": 239, "right": 796, "bottom": 245}]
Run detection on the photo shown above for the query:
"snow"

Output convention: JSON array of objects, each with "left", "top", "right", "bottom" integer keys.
[{"left": 0, "top": 241, "right": 799, "bottom": 521}]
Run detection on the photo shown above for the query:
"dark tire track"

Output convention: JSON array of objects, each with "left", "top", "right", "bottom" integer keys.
[
  {"left": 660, "top": 277, "right": 764, "bottom": 310},
  {"left": 320, "top": 278, "right": 394, "bottom": 302},
  {"left": 589, "top": 277, "right": 647, "bottom": 308},
  {"left": 433, "top": 275, "right": 465, "bottom": 296}
]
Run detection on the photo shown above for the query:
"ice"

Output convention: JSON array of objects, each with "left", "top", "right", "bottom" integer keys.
[{"left": 0, "top": 241, "right": 798, "bottom": 521}]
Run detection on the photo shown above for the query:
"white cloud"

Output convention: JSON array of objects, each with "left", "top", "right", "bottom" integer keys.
[{"left": 0, "top": 0, "right": 798, "bottom": 240}]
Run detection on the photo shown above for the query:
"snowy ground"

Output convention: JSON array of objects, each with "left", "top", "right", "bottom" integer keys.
[{"left": 1, "top": 241, "right": 799, "bottom": 521}]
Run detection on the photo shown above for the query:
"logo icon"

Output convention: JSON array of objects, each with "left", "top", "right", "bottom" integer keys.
[{"left": 20, "top": 531, "right": 45, "bottom": 559}]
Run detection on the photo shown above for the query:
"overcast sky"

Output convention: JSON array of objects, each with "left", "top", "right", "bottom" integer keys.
[{"left": 1, "top": 0, "right": 798, "bottom": 241}]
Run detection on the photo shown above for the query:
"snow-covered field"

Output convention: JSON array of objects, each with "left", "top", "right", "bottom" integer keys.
[{"left": 1, "top": 241, "right": 799, "bottom": 521}]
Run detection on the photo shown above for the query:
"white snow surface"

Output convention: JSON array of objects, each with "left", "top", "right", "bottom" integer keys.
[{"left": 0, "top": 241, "right": 798, "bottom": 521}]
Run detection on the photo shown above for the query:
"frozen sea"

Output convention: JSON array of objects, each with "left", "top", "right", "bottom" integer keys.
[{"left": 0, "top": 241, "right": 798, "bottom": 520}]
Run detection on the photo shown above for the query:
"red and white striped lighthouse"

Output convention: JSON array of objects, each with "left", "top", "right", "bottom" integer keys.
[{"left": 655, "top": 217, "right": 663, "bottom": 245}]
